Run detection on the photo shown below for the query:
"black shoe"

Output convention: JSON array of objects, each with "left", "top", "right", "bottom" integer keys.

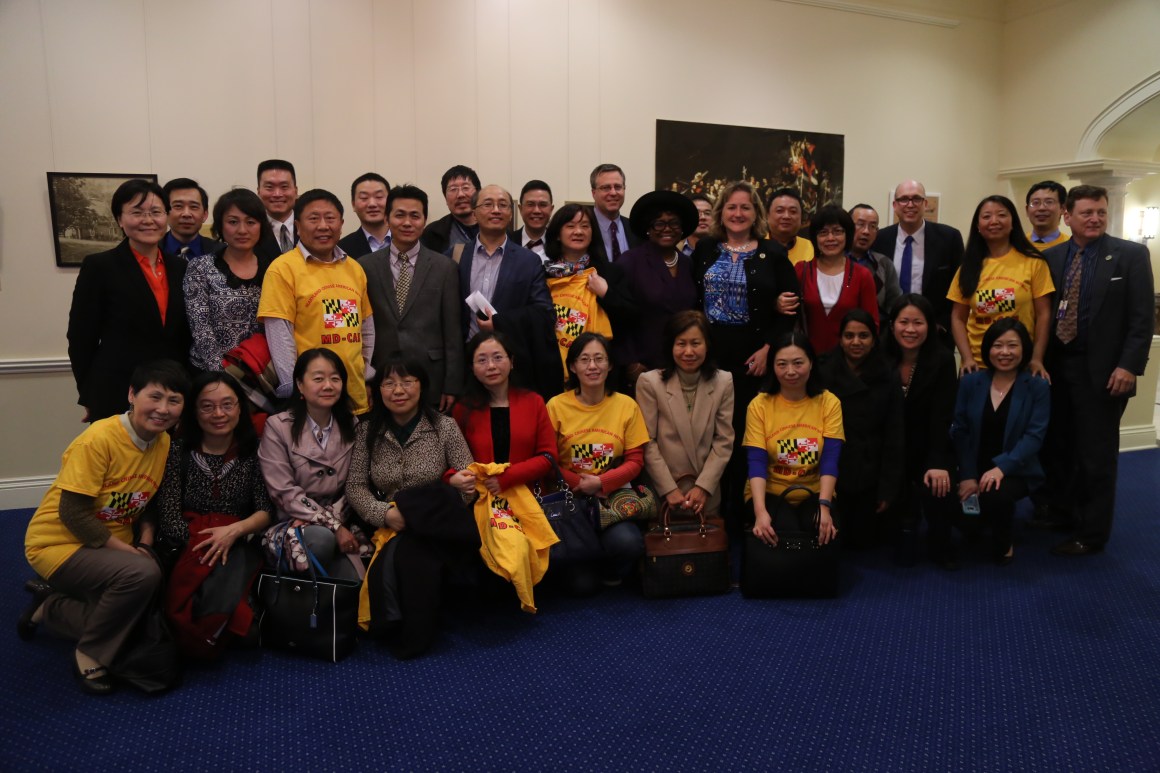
[
  {"left": 995, "top": 547, "right": 1015, "bottom": 567},
  {"left": 1051, "top": 539, "right": 1104, "bottom": 557},
  {"left": 17, "top": 579, "right": 52, "bottom": 641},
  {"left": 73, "top": 659, "right": 115, "bottom": 696}
]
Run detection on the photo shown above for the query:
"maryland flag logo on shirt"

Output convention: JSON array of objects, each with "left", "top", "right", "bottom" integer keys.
[
  {"left": 571, "top": 443, "right": 615, "bottom": 472},
  {"left": 554, "top": 304, "right": 589, "bottom": 338},
  {"left": 975, "top": 287, "right": 1016, "bottom": 315},
  {"left": 97, "top": 491, "right": 151, "bottom": 524},
  {"left": 776, "top": 438, "right": 819, "bottom": 467},
  {"left": 323, "top": 299, "right": 360, "bottom": 328}
]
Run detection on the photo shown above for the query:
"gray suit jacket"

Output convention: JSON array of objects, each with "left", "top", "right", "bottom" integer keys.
[
  {"left": 635, "top": 368, "right": 735, "bottom": 517},
  {"left": 360, "top": 244, "right": 464, "bottom": 398}
]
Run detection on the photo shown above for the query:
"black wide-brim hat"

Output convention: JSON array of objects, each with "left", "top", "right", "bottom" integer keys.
[{"left": 628, "top": 190, "right": 700, "bottom": 241}]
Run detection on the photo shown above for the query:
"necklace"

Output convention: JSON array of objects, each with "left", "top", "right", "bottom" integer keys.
[
  {"left": 724, "top": 241, "right": 754, "bottom": 254},
  {"left": 901, "top": 360, "right": 917, "bottom": 397},
  {"left": 663, "top": 253, "right": 678, "bottom": 268}
]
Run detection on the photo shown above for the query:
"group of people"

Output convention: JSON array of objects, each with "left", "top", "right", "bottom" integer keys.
[{"left": 21, "top": 159, "right": 1153, "bottom": 693}]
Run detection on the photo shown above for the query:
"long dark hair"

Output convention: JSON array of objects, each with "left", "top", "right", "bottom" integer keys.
[
  {"left": 288, "top": 349, "right": 356, "bottom": 446},
  {"left": 882, "top": 293, "right": 941, "bottom": 363},
  {"left": 761, "top": 331, "right": 824, "bottom": 397},
  {"left": 659, "top": 310, "right": 718, "bottom": 381},
  {"left": 543, "top": 204, "right": 610, "bottom": 266},
  {"left": 461, "top": 331, "right": 522, "bottom": 410},
  {"left": 959, "top": 195, "right": 1044, "bottom": 297},
  {"left": 181, "top": 371, "right": 258, "bottom": 457},
  {"left": 364, "top": 357, "right": 437, "bottom": 456}
]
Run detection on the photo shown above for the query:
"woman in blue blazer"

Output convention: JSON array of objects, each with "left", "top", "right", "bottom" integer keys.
[{"left": 951, "top": 318, "right": 1050, "bottom": 565}]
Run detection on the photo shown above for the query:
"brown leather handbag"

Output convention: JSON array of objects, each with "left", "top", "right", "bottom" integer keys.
[{"left": 642, "top": 502, "right": 729, "bottom": 598}]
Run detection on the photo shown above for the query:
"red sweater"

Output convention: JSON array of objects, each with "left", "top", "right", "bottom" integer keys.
[
  {"left": 795, "top": 258, "right": 880, "bottom": 354},
  {"left": 453, "top": 389, "right": 556, "bottom": 490}
]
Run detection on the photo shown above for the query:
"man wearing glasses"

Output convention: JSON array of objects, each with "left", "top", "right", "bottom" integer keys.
[
  {"left": 1025, "top": 180, "right": 1069, "bottom": 250},
  {"left": 873, "top": 179, "right": 964, "bottom": 340},
  {"left": 421, "top": 164, "right": 482, "bottom": 259},
  {"left": 590, "top": 163, "right": 641, "bottom": 261},
  {"left": 457, "top": 184, "right": 559, "bottom": 398}
]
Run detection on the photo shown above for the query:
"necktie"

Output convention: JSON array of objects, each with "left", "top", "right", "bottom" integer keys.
[
  {"left": 395, "top": 255, "right": 412, "bottom": 314},
  {"left": 280, "top": 224, "right": 292, "bottom": 253},
  {"left": 899, "top": 235, "right": 914, "bottom": 293},
  {"left": 1056, "top": 245, "right": 1084, "bottom": 344},
  {"left": 609, "top": 221, "right": 622, "bottom": 260},
  {"left": 178, "top": 245, "right": 190, "bottom": 260}
]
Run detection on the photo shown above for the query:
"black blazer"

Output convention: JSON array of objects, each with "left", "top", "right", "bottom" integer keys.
[
  {"left": 1043, "top": 234, "right": 1154, "bottom": 396},
  {"left": 255, "top": 230, "right": 290, "bottom": 263},
  {"left": 873, "top": 220, "right": 964, "bottom": 331},
  {"left": 818, "top": 351, "right": 905, "bottom": 504},
  {"left": 691, "top": 238, "right": 801, "bottom": 347},
  {"left": 892, "top": 346, "right": 958, "bottom": 480},
  {"left": 67, "top": 239, "right": 192, "bottom": 420},
  {"left": 457, "top": 239, "right": 560, "bottom": 399},
  {"left": 420, "top": 214, "right": 479, "bottom": 257},
  {"left": 337, "top": 229, "right": 373, "bottom": 259}
]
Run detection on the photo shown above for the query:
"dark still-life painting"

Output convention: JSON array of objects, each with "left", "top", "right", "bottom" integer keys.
[{"left": 655, "top": 119, "right": 844, "bottom": 221}]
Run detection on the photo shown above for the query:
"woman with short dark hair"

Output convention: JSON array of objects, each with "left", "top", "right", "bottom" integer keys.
[
  {"left": 68, "top": 179, "right": 192, "bottom": 421},
  {"left": 796, "top": 204, "right": 879, "bottom": 355},
  {"left": 184, "top": 188, "right": 273, "bottom": 372},
  {"left": 951, "top": 318, "right": 1049, "bottom": 565},
  {"left": 635, "top": 310, "right": 735, "bottom": 518}
]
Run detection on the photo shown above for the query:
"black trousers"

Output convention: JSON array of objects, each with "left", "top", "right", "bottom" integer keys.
[
  {"left": 976, "top": 476, "right": 1030, "bottom": 558},
  {"left": 710, "top": 323, "right": 765, "bottom": 536},
  {"left": 1044, "top": 354, "right": 1127, "bottom": 546}
]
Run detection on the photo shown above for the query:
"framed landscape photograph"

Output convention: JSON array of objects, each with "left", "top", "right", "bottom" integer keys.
[{"left": 47, "top": 171, "right": 158, "bottom": 267}]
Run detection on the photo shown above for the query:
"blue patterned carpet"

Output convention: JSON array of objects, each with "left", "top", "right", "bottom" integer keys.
[{"left": 4, "top": 450, "right": 1160, "bottom": 771}]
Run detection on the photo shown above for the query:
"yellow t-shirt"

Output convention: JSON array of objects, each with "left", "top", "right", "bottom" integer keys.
[
  {"left": 546, "top": 391, "right": 650, "bottom": 475},
  {"left": 547, "top": 269, "right": 613, "bottom": 378},
  {"left": 946, "top": 249, "right": 1055, "bottom": 364},
  {"left": 25, "top": 416, "right": 169, "bottom": 578},
  {"left": 258, "top": 249, "right": 373, "bottom": 414},
  {"left": 786, "top": 238, "right": 815, "bottom": 266},
  {"left": 1027, "top": 231, "right": 1068, "bottom": 251},
  {"left": 742, "top": 390, "right": 844, "bottom": 500}
]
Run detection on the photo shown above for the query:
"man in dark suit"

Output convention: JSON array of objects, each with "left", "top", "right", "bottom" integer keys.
[
  {"left": 590, "top": 163, "right": 642, "bottom": 261},
  {"left": 255, "top": 159, "right": 299, "bottom": 261},
  {"left": 1042, "top": 184, "right": 1154, "bottom": 556},
  {"left": 512, "top": 179, "right": 554, "bottom": 262},
  {"left": 873, "top": 179, "right": 964, "bottom": 338},
  {"left": 458, "top": 184, "right": 559, "bottom": 398},
  {"left": 420, "top": 164, "right": 480, "bottom": 259},
  {"left": 360, "top": 184, "right": 463, "bottom": 411},
  {"left": 161, "top": 178, "right": 223, "bottom": 258},
  {"left": 338, "top": 172, "right": 391, "bottom": 259}
]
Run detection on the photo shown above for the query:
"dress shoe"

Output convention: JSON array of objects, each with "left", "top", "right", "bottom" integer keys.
[
  {"left": 73, "top": 659, "right": 115, "bottom": 696},
  {"left": 16, "top": 578, "right": 53, "bottom": 641},
  {"left": 1051, "top": 539, "right": 1104, "bottom": 557}
]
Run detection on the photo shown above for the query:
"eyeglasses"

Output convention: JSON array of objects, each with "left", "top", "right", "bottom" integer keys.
[
  {"left": 382, "top": 379, "right": 420, "bottom": 392},
  {"left": 651, "top": 220, "right": 683, "bottom": 233},
  {"left": 473, "top": 354, "right": 509, "bottom": 367},
  {"left": 197, "top": 399, "right": 239, "bottom": 415},
  {"left": 595, "top": 184, "right": 625, "bottom": 194},
  {"left": 894, "top": 196, "right": 925, "bottom": 206},
  {"left": 576, "top": 355, "right": 608, "bottom": 367},
  {"left": 1027, "top": 198, "right": 1059, "bottom": 209},
  {"left": 123, "top": 208, "right": 167, "bottom": 220},
  {"left": 475, "top": 200, "right": 512, "bottom": 212},
  {"left": 816, "top": 226, "right": 847, "bottom": 238},
  {"left": 446, "top": 184, "right": 476, "bottom": 196}
]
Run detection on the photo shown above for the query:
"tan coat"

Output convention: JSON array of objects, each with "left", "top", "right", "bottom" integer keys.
[{"left": 635, "top": 369, "right": 735, "bottom": 516}]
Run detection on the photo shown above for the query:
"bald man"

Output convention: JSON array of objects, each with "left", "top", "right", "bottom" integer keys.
[{"left": 873, "top": 179, "right": 963, "bottom": 337}]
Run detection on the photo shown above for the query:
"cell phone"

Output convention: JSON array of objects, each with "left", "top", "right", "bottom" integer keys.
[
  {"left": 475, "top": 309, "right": 489, "bottom": 320},
  {"left": 962, "top": 493, "right": 980, "bottom": 516}
]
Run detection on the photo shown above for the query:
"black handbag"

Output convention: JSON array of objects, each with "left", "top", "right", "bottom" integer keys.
[
  {"left": 534, "top": 453, "right": 601, "bottom": 563},
  {"left": 741, "top": 485, "right": 840, "bottom": 599},
  {"left": 642, "top": 502, "right": 729, "bottom": 599},
  {"left": 255, "top": 527, "right": 361, "bottom": 662}
]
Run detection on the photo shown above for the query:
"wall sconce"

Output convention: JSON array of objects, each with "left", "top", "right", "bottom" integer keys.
[{"left": 1143, "top": 207, "right": 1160, "bottom": 241}]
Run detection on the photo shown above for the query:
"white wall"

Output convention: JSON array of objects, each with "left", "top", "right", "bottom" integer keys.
[{"left": 1, "top": 0, "right": 1154, "bottom": 500}]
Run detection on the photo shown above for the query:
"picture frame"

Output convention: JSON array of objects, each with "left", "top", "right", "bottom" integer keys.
[{"left": 47, "top": 171, "right": 158, "bottom": 267}]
